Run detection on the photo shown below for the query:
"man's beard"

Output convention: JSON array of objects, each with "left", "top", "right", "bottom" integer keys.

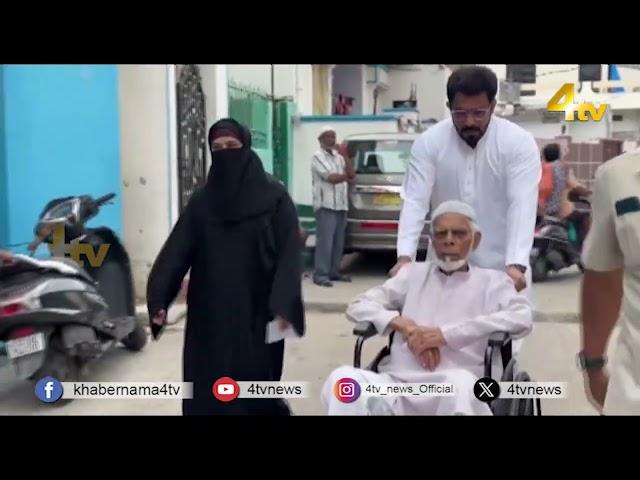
[
  {"left": 457, "top": 126, "right": 485, "bottom": 148},
  {"left": 322, "top": 143, "right": 335, "bottom": 152}
]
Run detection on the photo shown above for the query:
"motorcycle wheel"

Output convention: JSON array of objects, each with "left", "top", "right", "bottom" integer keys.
[
  {"left": 121, "top": 317, "right": 148, "bottom": 351},
  {"left": 35, "top": 344, "right": 81, "bottom": 406},
  {"left": 532, "top": 257, "right": 549, "bottom": 283}
]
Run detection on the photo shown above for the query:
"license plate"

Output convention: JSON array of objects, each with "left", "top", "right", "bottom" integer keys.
[
  {"left": 373, "top": 193, "right": 400, "bottom": 206},
  {"left": 7, "top": 333, "right": 46, "bottom": 359}
]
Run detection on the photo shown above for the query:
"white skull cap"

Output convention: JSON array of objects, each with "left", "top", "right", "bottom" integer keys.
[
  {"left": 432, "top": 200, "right": 478, "bottom": 227},
  {"left": 318, "top": 125, "right": 335, "bottom": 137}
]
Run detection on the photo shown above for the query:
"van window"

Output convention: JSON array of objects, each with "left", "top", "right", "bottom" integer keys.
[{"left": 346, "top": 140, "right": 413, "bottom": 174}]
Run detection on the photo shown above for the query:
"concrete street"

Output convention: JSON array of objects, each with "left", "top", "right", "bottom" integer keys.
[{"left": 0, "top": 253, "right": 605, "bottom": 416}]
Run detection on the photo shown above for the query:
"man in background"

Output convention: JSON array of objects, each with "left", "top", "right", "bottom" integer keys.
[{"left": 311, "top": 126, "right": 355, "bottom": 287}]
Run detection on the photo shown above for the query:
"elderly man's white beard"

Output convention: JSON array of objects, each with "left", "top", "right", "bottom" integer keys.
[
  {"left": 434, "top": 233, "right": 475, "bottom": 272},
  {"left": 434, "top": 256, "right": 468, "bottom": 272}
]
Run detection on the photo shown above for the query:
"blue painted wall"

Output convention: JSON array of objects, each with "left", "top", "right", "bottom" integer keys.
[
  {"left": 0, "top": 71, "right": 8, "bottom": 249},
  {"left": 0, "top": 65, "right": 122, "bottom": 255}
]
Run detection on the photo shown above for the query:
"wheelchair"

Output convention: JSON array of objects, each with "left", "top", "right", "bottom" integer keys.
[{"left": 353, "top": 322, "right": 542, "bottom": 416}]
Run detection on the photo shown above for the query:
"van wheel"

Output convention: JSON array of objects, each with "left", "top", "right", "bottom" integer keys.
[{"left": 532, "top": 257, "right": 549, "bottom": 283}]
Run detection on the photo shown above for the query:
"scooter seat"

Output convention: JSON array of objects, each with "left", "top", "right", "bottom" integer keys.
[{"left": 44, "top": 257, "right": 96, "bottom": 285}]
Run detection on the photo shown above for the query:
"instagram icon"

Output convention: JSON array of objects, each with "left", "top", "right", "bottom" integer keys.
[{"left": 334, "top": 377, "right": 361, "bottom": 403}]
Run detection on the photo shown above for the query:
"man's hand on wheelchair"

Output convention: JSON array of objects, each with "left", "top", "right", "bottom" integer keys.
[
  {"left": 388, "top": 318, "right": 445, "bottom": 371},
  {"left": 407, "top": 327, "right": 446, "bottom": 371},
  {"left": 390, "top": 316, "right": 418, "bottom": 338},
  {"left": 408, "top": 327, "right": 446, "bottom": 351},
  {"left": 417, "top": 348, "right": 441, "bottom": 371}
]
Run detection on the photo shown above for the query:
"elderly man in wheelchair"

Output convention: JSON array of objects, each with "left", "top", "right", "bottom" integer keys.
[{"left": 321, "top": 200, "right": 535, "bottom": 415}]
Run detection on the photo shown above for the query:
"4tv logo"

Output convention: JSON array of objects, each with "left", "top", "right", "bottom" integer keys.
[
  {"left": 547, "top": 83, "right": 609, "bottom": 122},
  {"left": 50, "top": 223, "right": 110, "bottom": 268}
]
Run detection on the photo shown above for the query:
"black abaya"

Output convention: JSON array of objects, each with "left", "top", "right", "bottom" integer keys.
[{"left": 146, "top": 125, "right": 305, "bottom": 415}]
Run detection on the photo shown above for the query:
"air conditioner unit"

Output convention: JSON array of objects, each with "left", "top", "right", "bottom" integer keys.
[
  {"left": 579, "top": 65, "right": 602, "bottom": 82},
  {"left": 506, "top": 65, "right": 536, "bottom": 84},
  {"left": 499, "top": 80, "right": 521, "bottom": 104}
]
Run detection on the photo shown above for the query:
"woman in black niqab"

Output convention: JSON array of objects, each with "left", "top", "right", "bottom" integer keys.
[{"left": 146, "top": 118, "right": 305, "bottom": 415}]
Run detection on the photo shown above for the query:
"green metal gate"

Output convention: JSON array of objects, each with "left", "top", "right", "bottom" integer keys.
[{"left": 228, "top": 82, "right": 294, "bottom": 189}]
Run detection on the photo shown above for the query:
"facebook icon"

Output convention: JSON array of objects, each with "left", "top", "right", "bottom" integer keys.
[{"left": 35, "top": 376, "right": 64, "bottom": 403}]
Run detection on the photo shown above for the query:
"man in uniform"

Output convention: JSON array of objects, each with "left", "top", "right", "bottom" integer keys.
[{"left": 580, "top": 150, "right": 640, "bottom": 414}]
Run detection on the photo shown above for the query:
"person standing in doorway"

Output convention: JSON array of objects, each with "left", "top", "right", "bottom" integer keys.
[{"left": 311, "top": 126, "right": 354, "bottom": 287}]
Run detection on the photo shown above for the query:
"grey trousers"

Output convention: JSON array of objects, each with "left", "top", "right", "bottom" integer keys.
[{"left": 314, "top": 208, "right": 347, "bottom": 282}]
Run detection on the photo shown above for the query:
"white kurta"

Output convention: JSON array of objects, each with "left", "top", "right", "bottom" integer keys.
[
  {"left": 397, "top": 117, "right": 541, "bottom": 273},
  {"left": 321, "top": 262, "right": 533, "bottom": 415}
]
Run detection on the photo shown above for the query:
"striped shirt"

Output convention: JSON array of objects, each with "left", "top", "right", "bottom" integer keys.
[{"left": 311, "top": 149, "right": 349, "bottom": 211}]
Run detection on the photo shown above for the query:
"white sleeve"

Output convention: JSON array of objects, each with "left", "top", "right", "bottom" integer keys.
[
  {"left": 582, "top": 164, "right": 624, "bottom": 271},
  {"left": 397, "top": 135, "right": 437, "bottom": 258},
  {"left": 311, "top": 154, "right": 332, "bottom": 181},
  {"left": 345, "top": 264, "right": 412, "bottom": 335},
  {"left": 440, "top": 274, "right": 533, "bottom": 350},
  {"left": 505, "top": 133, "right": 541, "bottom": 268}
]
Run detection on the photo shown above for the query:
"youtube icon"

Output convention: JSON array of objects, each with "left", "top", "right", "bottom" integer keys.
[{"left": 213, "top": 377, "right": 239, "bottom": 402}]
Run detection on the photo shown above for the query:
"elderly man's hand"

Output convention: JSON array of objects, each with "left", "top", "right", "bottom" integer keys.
[
  {"left": 506, "top": 265, "right": 527, "bottom": 292},
  {"left": 418, "top": 348, "right": 441, "bottom": 371},
  {"left": 407, "top": 327, "right": 447, "bottom": 355},
  {"left": 390, "top": 316, "right": 418, "bottom": 338}
]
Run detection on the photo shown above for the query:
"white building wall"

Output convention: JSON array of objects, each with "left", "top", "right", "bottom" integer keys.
[
  {"left": 117, "top": 65, "right": 172, "bottom": 299},
  {"left": 227, "top": 64, "right": 272, "bottom": 92},
  {"left": 567, "top": 118, "right": 611, "bottom": 142},
  {"left": 363, "top": 79, "right": 375, "bottom": 115},
  {"left": 198, "top": 64, "right": 229, "bottom": 169},
  {"left": 379, "top": 65, "right": 449, "bottom": 120},
  {"left": 227, "top": 64, "right": 314, "bottom": 115},
  {"left": 612, "top": 109, "right": 640, "bottom": 132},
  {"left": 294, "top": 65, "right": 313, "bottom": 115},
  {"left": 511, "top": 119, "right": 565, "bottom": 139}
]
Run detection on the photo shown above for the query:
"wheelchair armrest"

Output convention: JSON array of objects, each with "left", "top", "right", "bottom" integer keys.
[
  {"left": 484, "top": 331, "right": 513, "bottom": 379},
  {"left": 353, "top": 322, "right": 379, "bottom": 369},
  {"left": 353, "top": 321, "right": 378, "bottom": 339},
  {"left": 488, "top": 331, "right": 512, "bottom": 348}
]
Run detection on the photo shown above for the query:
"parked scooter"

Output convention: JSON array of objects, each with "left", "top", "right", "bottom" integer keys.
[
  {"left": 530, "top": 195, "right": 591, "bottom": 283},
  {"left": 0, "top": 193, "right": 146, "bottom": 394}
]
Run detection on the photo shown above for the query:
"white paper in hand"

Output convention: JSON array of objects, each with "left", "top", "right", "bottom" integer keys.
[{"left": 265, "top": 319, "right": 299, "bottom": 344}]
